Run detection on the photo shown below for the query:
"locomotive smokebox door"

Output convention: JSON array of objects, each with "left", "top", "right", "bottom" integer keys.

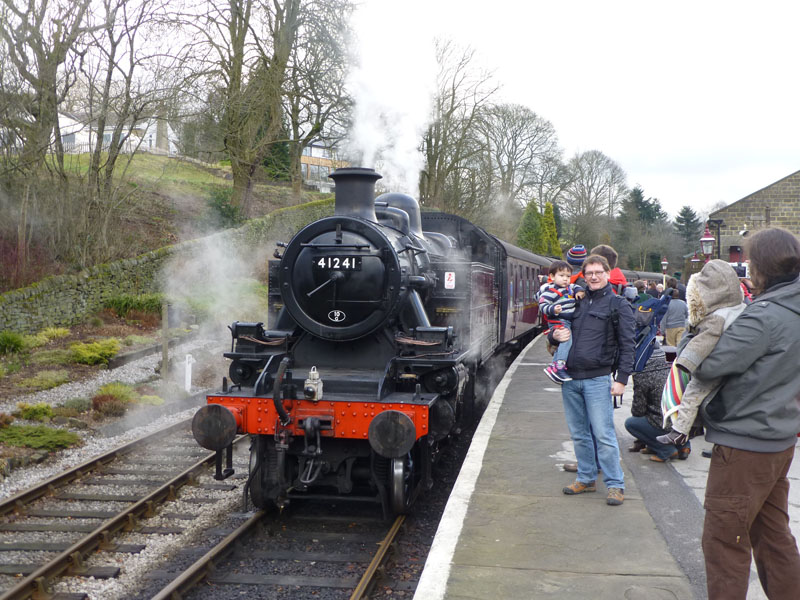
[{"left": 368, "top": 410, "right": 416, "bottom": 458}]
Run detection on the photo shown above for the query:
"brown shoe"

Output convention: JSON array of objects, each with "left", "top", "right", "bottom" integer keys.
[
  {"left": 563, "top": 462, "right": 578, "bottom": 472},
  {"left": 607, "top": 487, "right": 624, "bottom": 505},
  {"left": 563, "top": 480, "right": 596, "bottom": 495},
  {"left": 649, "top": 451, "right": 679, "bottom": 462},
  {"left": 628, "top": 440, "right": 646, "bottom": 452}
]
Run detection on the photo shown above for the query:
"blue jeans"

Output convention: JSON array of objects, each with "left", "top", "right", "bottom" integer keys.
[
  {"left": 552, "top": 320, "right": 572, "bottom": 364},
  {"left": 624, "top": 416, "right": 690, "bottom": 460},
  {"left": 561, "top": 375, "right": 624, "bottom": 489}
]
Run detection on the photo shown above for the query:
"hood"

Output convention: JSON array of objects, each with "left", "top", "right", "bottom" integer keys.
[
  {"left": 686, "top": 259, "right": 744, "bottom": 326},
  {"left": 755, "top": 276, "right": 800, "bottom": 316}
]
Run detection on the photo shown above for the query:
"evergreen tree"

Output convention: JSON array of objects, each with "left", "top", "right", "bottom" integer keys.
[
  {"left": 517, "top": 202, "right": 544, "bottom": 254},
  {"left": 673, "top": 206, "right": 702, "bottom": 244},
  {"left": 542, "top": 202, "right": 560, "bottom": 256}
]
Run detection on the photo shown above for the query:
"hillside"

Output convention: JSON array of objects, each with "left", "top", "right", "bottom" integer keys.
[{"left": 0, "top": 155, "right": 328, "bottom": 293}]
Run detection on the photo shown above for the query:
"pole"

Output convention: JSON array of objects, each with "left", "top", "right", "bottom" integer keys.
[{"left": 161, "top": 302, "right": 169, "bottom": 380}]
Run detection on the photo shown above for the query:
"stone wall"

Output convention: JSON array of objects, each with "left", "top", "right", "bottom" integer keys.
[
  {"left": 0, "top": 198, "right": 334, "bottom": 334},
  {"left": 710, "top": 169, "right": 800, "bottom": 259}
]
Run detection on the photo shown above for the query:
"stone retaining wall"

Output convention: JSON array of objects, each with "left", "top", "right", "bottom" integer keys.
[{"left": 0, "top": 198, "right": 334, "bottom": 334}]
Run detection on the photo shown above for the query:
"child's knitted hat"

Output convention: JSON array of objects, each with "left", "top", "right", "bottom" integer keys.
[{"left": 566, "top": 245, "right": 587, "bottom": 266}]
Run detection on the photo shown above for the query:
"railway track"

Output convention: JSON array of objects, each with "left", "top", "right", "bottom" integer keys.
[
  {"left": 145, "top": 505, "right": 409, "bottom": 600},
  {"left": 0, "top": 419, "right": 247, "bottom": 600}
]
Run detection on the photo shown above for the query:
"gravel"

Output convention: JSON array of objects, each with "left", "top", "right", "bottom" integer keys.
[{"left": 0, "top": 336, "right": 222, "bottom": 501}]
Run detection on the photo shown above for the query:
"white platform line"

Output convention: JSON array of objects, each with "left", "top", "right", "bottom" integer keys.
[{"left": 412, "top": 333, "right": 544, "bottom": 600}]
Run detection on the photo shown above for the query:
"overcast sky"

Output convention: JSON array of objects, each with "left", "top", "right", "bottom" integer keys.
[{"left": 349, "top": 0, "right": 800, "bottom": 219}]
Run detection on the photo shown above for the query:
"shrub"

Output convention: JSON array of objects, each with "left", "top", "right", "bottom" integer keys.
[
  {"left": 97, "top": 381, "right": 138, "bottom": 403},
  {"left": 92, "top": 394, "right": 128, "bottom": 417},
  {"left": 207, "top": 187, "right": 242, "bottom": 228},
  {"left": 0, "top": 358, "right": 22, "bottom": 377},
  {"left": 16, "top": 402, "right": 54, "bottom": 422},
  {"left": 0, "top": 424, "right": 81, "bottom": 451},
  {"left": 137, "top": 395, "right": 164, "bottom": 406},
  {"left": 16, "top": 370, "right": 70, "bottom": 391},
  {"left": 54, "top": 398, "right": 92, "bottom": 418},
  {"left": 105, "top": 293, "right": 164, "bottom": 318},
  {"left": 22, "top": 333, "right": 48, "bottom": 350},
  {"left": 63, "top": 397, "right": 92, "bottom": 413},
  {"left": 89, "top": 316, "right": 104, "bottom": 328},
  {"left": 70, "top": 339, "right": 120, "bottom": 365},
  {"left": 0, "top": 331, "right": 25, "bottom": 354},
  {"left": 39, "top": 327, "right": 70, "bottom": 341},
  {"left": 123, "top": 334, "right": 153, "bottom": 347},
  {"left": 31, "top": 349, "right": 73, "bottom": 365},
  {"left": 0, "top": 413, "right": 14, "bottom": 428}
]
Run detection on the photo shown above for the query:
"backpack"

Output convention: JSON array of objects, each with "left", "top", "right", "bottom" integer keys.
[{"left": 611, "top": 294, "right": 671, "bottom": 373}]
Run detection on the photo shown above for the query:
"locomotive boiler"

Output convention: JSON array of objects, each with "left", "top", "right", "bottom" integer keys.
[{"left": 192, "top": 167, "right": 547, "bottom": 516}]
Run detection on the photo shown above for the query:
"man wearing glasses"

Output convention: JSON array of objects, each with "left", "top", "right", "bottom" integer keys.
[{"left": 551, "top": 254, "right": 635, "bottom": 506}]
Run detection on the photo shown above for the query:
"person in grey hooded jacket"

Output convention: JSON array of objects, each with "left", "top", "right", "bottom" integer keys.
[{"left": 692, "top": 227, "right": 800, "bottom": 600}]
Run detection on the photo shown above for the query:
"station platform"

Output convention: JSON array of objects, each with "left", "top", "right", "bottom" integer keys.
[{"left": 413, "top": 333, "right": 698, "bottom": 600}]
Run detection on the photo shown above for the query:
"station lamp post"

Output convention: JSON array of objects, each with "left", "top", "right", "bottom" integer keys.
[
  {"left": 661, "top": 256, "right": 669, "bottom": 288},
  {"left": 690, "top": 251, "right": 702, "bottom": 277},
  {"left": 700, "top": 226, "right": 716, "bottom": 263}
]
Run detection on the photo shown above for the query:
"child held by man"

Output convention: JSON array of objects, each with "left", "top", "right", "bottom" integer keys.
[
  {"left": 657, "top": 260, "right": 747, "bottom": 445},
  {"left": 538, "top": 260, "right": 585, "bottom": 383}
]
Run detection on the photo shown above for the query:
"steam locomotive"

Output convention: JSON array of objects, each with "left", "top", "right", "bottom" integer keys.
[
  {"left": 191, "top": 167, "right": 553, "bottom": 516},
  {"left": 191, "top": 167, "right": 662, "bottom": 516}
]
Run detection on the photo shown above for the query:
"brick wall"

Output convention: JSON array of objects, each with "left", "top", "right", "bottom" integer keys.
[{"left": 0, "top": 198, "right": 334, "bottom": 334}]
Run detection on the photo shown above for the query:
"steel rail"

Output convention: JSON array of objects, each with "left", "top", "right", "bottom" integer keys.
[
  {"left": 350, "top": 515, "right": 405, "bottom": 600},
  {"left": 0, "top": 419, "right": 193, "bottom": 517},
  {"left": 150, "top": 510, "right": 265, "bottom": 600},
  {"left": 0, "top": 434, "right": 245, "bottom": 600}
]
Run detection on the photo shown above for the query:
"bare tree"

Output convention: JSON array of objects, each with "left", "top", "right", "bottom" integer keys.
[
  {"left": 477, "top": 103, "right": 560, "bottom": 210},
  {"left": 284, "top": 0, "right": 352, "bottom": 199},
  {"left": 0, "top": 0, "right": 95, "bottom": 275},
  {"left": 419, "top": 40, "right": 497, "bottom": 214},
  {"left": 559, "top": 150, "right": 627, "bottom": 247}
]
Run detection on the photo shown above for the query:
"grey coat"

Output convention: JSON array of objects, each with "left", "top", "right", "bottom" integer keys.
[{"left": 696, "top": 276, "right": 800, "bottom": 452}]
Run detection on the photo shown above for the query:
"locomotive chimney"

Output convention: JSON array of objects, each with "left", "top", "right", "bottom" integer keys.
[{"left": 329, "top": 167, "right": 381, "bottom": 222}]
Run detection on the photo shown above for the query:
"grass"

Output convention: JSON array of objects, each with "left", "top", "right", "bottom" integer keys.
[
  {"left": 31, "top": 349, "right": 73, "bottom": 365},
  {"left": 16, "top": 370, "right": 70, "bottom": 390},
  {"left": 0, "top": 331, "right": 25, "bottom": 354},
  {"left": 0, "top": 424, "right": 81, "bottom": 451},
  {"left": 123, "top": 334, "right": 154, "bottom": 347},
  {"left": 105, "top": 293, "right": 164, "bottom": 317}
]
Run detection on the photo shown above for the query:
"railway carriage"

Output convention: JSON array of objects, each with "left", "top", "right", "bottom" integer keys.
[{"left": 191, "top": 167, "right": 549, "bottom": 517}]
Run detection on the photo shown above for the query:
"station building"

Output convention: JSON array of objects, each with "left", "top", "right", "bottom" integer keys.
[{"left": 707, "top": 168, "right": 800, "bottom": 262}]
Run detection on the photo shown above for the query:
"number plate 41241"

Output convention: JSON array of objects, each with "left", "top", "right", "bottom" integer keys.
[{"left": 313, "top": 256, "right": 362, "bottom": 271}]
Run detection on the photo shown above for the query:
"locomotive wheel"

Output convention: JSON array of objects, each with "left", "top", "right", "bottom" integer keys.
[
  {"left": 248, "top": 436, "right": 281, "bottom": 512},
  {"left": 390, "top": 454, "right": 414, "bottom": 515}
]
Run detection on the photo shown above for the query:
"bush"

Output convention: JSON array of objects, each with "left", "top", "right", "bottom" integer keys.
[
  {"left": 137, "top": 395, "right": 164, "bottom": 406},
  {"left": 123, "top": 334, "right": 153, "bottom": 347},
  {"left": 31, "top": 349, "right": 73, "bottom": 365},
  {"left": 105, "top": 293, "right": 164, "bottom": 318},
  {"left": 97, "top": 381, "right": 138, "bottom": 403},
  {"left": 0, "top": 331, "right": 25, "bottom": 354},
  {"left": 22, "top": 333, "right": 48, "bottom": 350},
  {"left": 16, "top": 402, "right": 54, "bottom": 422},
  {"left": 0, "top": 424, "right": 81, "bottom": 451},
  {"left": 70, "top": 338, "right": 120, "bottom": 365},
  {"left": 0, "top": 413, "right": 14, "bottom": 428},
  {"left": 207, "top": 187, "right": 242, "bottom": 228},
  {"left": 92, "top": 394, "right": 129, "bottom": 417},
  {"left": 16, "top": 370, "right": 70, "bottom": 391},
  {"left": 55, "top": 397, "right": 92, "bottom": 417},
  {"left": 39, "top": 327, "right": 70, "bottom": 341}
]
